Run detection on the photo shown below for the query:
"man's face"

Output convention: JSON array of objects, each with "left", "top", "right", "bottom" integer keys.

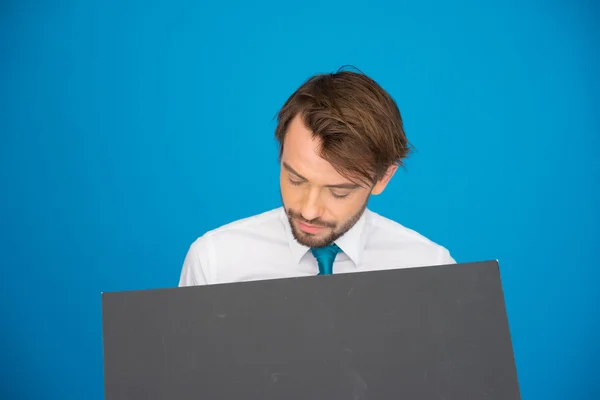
[{"left": 279, "top": 114, "right": 395, "bottom": 248}]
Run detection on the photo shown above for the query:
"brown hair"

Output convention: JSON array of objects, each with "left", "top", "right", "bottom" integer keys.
[{"left": 275, "top": 68, "right": 412, "bottom": 187}]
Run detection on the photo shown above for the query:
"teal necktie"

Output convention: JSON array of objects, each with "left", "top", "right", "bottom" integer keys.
[{"left": 311, "top": 244, "right": 342, "bottom": 275}]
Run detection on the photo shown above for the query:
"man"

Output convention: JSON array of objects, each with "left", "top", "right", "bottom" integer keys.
[{"left": 179, "top": 69, "right": 454, "bottom": 286}]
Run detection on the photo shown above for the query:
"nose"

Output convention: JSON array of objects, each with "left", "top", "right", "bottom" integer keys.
[{"left": 300, "top": 187, "right": 324, "bottom": 222}]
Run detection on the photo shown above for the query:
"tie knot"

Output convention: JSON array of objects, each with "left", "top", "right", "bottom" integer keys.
[{"left": 311, "top": 243, "right": 342, "bottom": 275}]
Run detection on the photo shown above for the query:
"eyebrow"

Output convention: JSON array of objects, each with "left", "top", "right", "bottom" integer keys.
[{"left": 283, "top": 162, "right": 361, "bottom": 190}]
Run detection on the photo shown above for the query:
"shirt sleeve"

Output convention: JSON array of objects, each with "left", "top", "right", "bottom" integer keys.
[
  {"left": 437, "top": 246, "right": 456, "bottom": 265},
  {"left": 178, "top": 235, "right": 211, "bottom": 286}
]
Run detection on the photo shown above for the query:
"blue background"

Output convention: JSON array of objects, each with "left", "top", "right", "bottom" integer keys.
[{"left": 1, "top": 1, "right": 598, "bottom": 399}]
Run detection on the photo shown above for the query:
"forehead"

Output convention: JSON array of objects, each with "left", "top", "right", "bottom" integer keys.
[{"left": 281, "top": 115, "right": 351, "bottom": 185}]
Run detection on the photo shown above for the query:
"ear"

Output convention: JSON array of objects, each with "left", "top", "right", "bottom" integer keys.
[{"left": 371, "top": 164, "right": 398, "bottom": 195}]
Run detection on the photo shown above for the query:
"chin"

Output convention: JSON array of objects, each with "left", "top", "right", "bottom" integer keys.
[{"left": 294, "top": 230, "right": 333, "bottom": 248}]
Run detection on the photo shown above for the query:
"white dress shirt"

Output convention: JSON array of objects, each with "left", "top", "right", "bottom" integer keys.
[{"left": 178, "top": 207, "right": 455, "bottom": 286}]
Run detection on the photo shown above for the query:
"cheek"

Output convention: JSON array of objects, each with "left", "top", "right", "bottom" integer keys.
[
  {"left": 324, "top": 194, "right": 368, "bottom": 221},
  {"left": 279, "top": 179, "right": 301, "bottom": 207}
]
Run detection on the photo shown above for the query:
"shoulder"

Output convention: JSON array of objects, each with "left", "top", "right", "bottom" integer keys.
[
  {"left": 366, "top": 209, "right": 440, "bottom": 246},
  {"left": 187, "top": 207, "right": 286, "bottom": 255},
  {"left": 179, "top": 208, "right": 286, "bottom": 286},
  {"left": 364, "top": 209, "right": 455, "bottom": 265}
]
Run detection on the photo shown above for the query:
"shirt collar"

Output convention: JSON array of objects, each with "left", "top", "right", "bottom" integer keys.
[{"left": 280, "top": 207, "right": 368, "bottom": 267}]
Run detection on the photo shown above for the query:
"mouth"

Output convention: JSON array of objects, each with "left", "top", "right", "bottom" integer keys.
[{"left": 295, "top": 220, "right": 327, "bottom": 235}]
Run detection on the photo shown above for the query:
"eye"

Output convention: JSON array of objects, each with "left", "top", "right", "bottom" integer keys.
[
  {"left": 330, "top": 190, "right": 350, "bottom": 199},
  {"left": 288, "top": 177, "right": 303, "bottom": 186}
]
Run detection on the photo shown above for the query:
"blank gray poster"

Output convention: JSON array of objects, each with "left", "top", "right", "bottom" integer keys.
[{"left": 102, "top": 260, "right": 521, "bottom": 399}]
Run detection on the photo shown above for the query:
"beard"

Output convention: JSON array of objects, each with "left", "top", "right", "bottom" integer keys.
[{"left": 284, "top": 199, "right": 369, "bottom": 249}]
